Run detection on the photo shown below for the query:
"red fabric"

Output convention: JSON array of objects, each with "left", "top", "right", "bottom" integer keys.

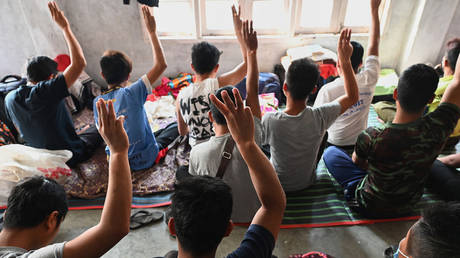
[
  {"left": 155, "top": 147, "right": 169, "bottom": 164},
  {"left": 147, "top": 73, "right": 196, "bottom": 102},
  {"left": 319, "top": 64, "right": 338, "bottom": 79},
  {"left": 54, "top": 54, "right": 71, "bottom": 72}
]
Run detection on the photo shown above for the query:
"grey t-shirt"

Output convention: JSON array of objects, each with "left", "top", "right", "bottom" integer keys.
[
  {"left": 0, "top": 243, "right": 64, "bottom": 258},
  {"left": 262, "top": 102, "right": 341, "bottom": 191},
  {"left": 189, "top": 117, "right": 264, "bottom": 223}
]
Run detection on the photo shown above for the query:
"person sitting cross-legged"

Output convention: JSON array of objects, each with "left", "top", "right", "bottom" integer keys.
[
  {"left": 323, "top": 52, "right": 460, "bottom": 218},
  {"left": 176, "top": 5, "right": 248, "bottom": 147},
  {"left": 314, "top": 0, "right": 382, "bottom": 153},
  {"left": 262, "top": 29, "right": 359, "bottom": 192},
  {"left": 0, "top": 99, "right": 132, "bottom": 258},
  {"left": 188, "top": 21, "right": 262, "bottom": 223},
  {"left": 94, "top": 6, "right": 168, "bottom": 171},
  {"left": 5, "top": 2, "right": 102, "bottom": 167},
  {"left": 165, "top": 88, "right": 286, "bottom": 257}
]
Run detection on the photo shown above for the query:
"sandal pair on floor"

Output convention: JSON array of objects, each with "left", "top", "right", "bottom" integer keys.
[{"left": 130, "top": 210, "right": 163, "bottom": 230}]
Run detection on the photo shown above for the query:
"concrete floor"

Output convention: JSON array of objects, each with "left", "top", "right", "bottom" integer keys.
[{"left": 54, "top": 207, "right": 414, "bottom": 258}]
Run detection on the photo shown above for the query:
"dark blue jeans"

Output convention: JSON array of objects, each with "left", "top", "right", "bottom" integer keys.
[{"left": 323, "top": 146, "right": 367, "bottom": 201}]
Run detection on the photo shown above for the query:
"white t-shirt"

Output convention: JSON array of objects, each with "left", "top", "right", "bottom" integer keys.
[
  {"left": 177, "top": 78, "right": 220, "bottom": 147},
  {"left": 314, "top": 56, "right": 380, "bottom": 146},
  {"left": 262, "top": 102, "right": 342, "bottom": 192},
  {"left": 189, "top": 117, "right": 264, "bottom": 223},
  {"left": 0, "top": 243, "right": 64, "bottom": 258}
]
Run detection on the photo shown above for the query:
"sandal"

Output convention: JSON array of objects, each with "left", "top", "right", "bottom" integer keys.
[{"left": 130, "top": 210, "right": 163, "bottom": 230}]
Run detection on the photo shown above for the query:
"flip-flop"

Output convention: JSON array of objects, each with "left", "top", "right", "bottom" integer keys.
[{"left": 130, "top": 210, "right": 163, "bottom": 230}]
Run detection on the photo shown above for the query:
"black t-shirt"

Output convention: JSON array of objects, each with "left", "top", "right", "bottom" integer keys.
[
  {"left": 226, "top": 224, "right": 275, "bottom": 258},
  {"left": 5, "top": 75, "right": 85, "bottom": 162},
  {"left": 155, "top": 224, "right": 275, "bottom": 258}
]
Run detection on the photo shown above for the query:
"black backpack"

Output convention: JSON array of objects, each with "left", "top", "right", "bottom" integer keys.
[{"left": 0, "top": 75, "right": 26, "bottom": 140}]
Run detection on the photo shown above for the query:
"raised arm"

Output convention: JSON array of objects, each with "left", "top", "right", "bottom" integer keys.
[
  {"left": 242, "top": 21, "right": 261, "bottom": 119},
  {"left": 367, "top": 0, "right": 381, "bottom": 57},
  {"left": 142, "top": 6, "right": 167, "bottom": 85},
  {"left": 217, "top": 5, "right": 248, "bottom": 87},
  {"left": 336, "top": 29, "right": 360, "bottom": 114},
  {"left": 63, "top": 99, "right": 131, "bottom": 258},
  {"left": 48, "top": 2, "right": 86, "bottom": 88},
  {"left": 210, "top": 89, "right": 286, "bottom": 240},
  {"left": 441, "top": 52, "right": 460, "bottom": 107}
]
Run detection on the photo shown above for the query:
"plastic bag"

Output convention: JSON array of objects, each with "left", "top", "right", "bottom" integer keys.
[{"left": 0, "top": 145, "right": 72, "bottom": 205}]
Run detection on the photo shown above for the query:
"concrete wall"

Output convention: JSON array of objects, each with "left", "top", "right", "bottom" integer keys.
[{"left": 1, "top": 0, "right": 459, "bottom": 86}]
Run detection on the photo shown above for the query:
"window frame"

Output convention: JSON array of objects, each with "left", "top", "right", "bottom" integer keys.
[{"left": 142, "top": 0, "right": 389, "bottom": 38}]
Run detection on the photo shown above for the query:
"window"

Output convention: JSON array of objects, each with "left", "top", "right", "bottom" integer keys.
[
  {"left": 295, "top": 0, "right": 386, "bottom": 34},
  {"left": 201, "top": 0, "right": 236, "bottom": 35},
  {"left": 144, "top": 0, "right": 387, "bottom": 37},
  {"left": 251, "top": 0, "right": 289, "bottom": 34},
  {"left": 152, "top": 0, "right": 196, "bottom": 36}
]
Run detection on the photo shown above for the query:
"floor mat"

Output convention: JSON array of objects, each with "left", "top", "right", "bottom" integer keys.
[{"left": 280, "top": 160, "right": 439, "bottom": 228}]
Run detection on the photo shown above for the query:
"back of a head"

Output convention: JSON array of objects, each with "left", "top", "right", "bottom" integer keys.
[
  {"left": 210, "top": 86, "right": 236, "bottom": 126},
  {"left": 4, "top": 176, "right": 68, "bottom": 229},
  {"left": 447, "top": 43, "right": 460, "bottom": 72},
  {"left": 26, "top": 56, "right": 58, "bottom": 83},
  {"left": 397, "top": 64, "right": 439, "bottom": 113},
  {"left": 100, "top": 50, "right": 133, "bottom": 85},
  {"left": 171, "top": 176, "right": 232, "bottom": 256},
  {"left": 286, "top": 58, "right": 319, "bottom": 101},
  {"left": 409, "top": 202, "right": 460, "bottom": 258},
  {"left": 191, "top": 42, "right": 222, "bottom": 75},
  {"left": 350, "top": 41, "right": 364, "bottom": 72}
]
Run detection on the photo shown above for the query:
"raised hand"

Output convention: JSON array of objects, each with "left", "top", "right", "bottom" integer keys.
[
  {"left": 142, "top": 5, "right": 157, "bottom": 34},
  {"left": 48, "top": 1, "right": 69, "bottom": 29},
  {"left": 370, "top": 0, "right": 382, "bottom": 11},
  {"left": 338, "top": 28, "right": 353, "bottom": 63},
  {"left": 242, "top": 20, "right": 258, "bottom": 52},
  {"left": 232, "top": 5, "right": 243, "bottom": 35},
  {"left": 210, "top": 88, "right": 255, "bottom": 146},
  {"left": 96, "top": 99, "right": 129, "bottom": 154}
]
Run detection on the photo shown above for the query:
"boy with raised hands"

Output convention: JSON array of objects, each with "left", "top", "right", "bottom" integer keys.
[
  {"left": 5, "top": 2, "right": 101, "bottom": 167},
  {"left": 314, "top": 0, "right": 382, "bottom": 152},
  {"left": 164, "top": 87, "right": 286, "bottom": 257},
  {"left": 94, "top": 6, "right": 167, "bottom": 171},
  {"left": 262, "top": 29, "right": 359, "bottom": 192},
  {"left": 323, "top": 52, "right": 460, "bottom": 218},
  {"left": 176, "top": 5, "right": 248, "bottom": 147},
  {"left": 188, "top": 21, "right": 261, "bottom": 223},
  {"left": 0, "top": 99, "right": 132, "bottom": 258}
]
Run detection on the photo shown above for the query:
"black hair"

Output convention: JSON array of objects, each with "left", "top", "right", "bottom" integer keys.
[
  {"left": 26, "top": 56, "right": 58, "bottom": 83},
  {"left": 4, "top": 176, "right": 68, "bottom": 229},
  {"left": 286, "top": 58, "right": 319, "bottom": 101},
  {"left": 171, "top": 176, "right": 233, "bottom": 256},
  {"left": 447, "top": 43, "right": 460, "bottom": 72},
  {"left": 350, "top": 41, "right": 364, "bottom": 72},
  {"left": 409, "top": 202, "right": 460, "bottom": 258},
  {"left": 100, "top": 50, "right": 133, "bottom": 85},
  {"left": 210, "top": 86, "right": 236, "bottom": 126},
  {"left": 191, "top": 42, "right": 222, "bottom": 75},
  {"left": 397, "top": 64, "right": 438, "bottom": 113}
]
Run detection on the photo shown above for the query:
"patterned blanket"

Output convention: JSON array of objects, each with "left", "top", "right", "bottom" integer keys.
[{"left": 66, "top": 108, "right": 188, "bottom": 200}]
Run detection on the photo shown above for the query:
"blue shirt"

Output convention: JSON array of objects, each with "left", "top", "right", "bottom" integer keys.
[
  {"left": 4, "top": 75, "right": 85, "bottom": 165},
  {"left": 94, "top": 75, "right": 158, "bottom": 171}
]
